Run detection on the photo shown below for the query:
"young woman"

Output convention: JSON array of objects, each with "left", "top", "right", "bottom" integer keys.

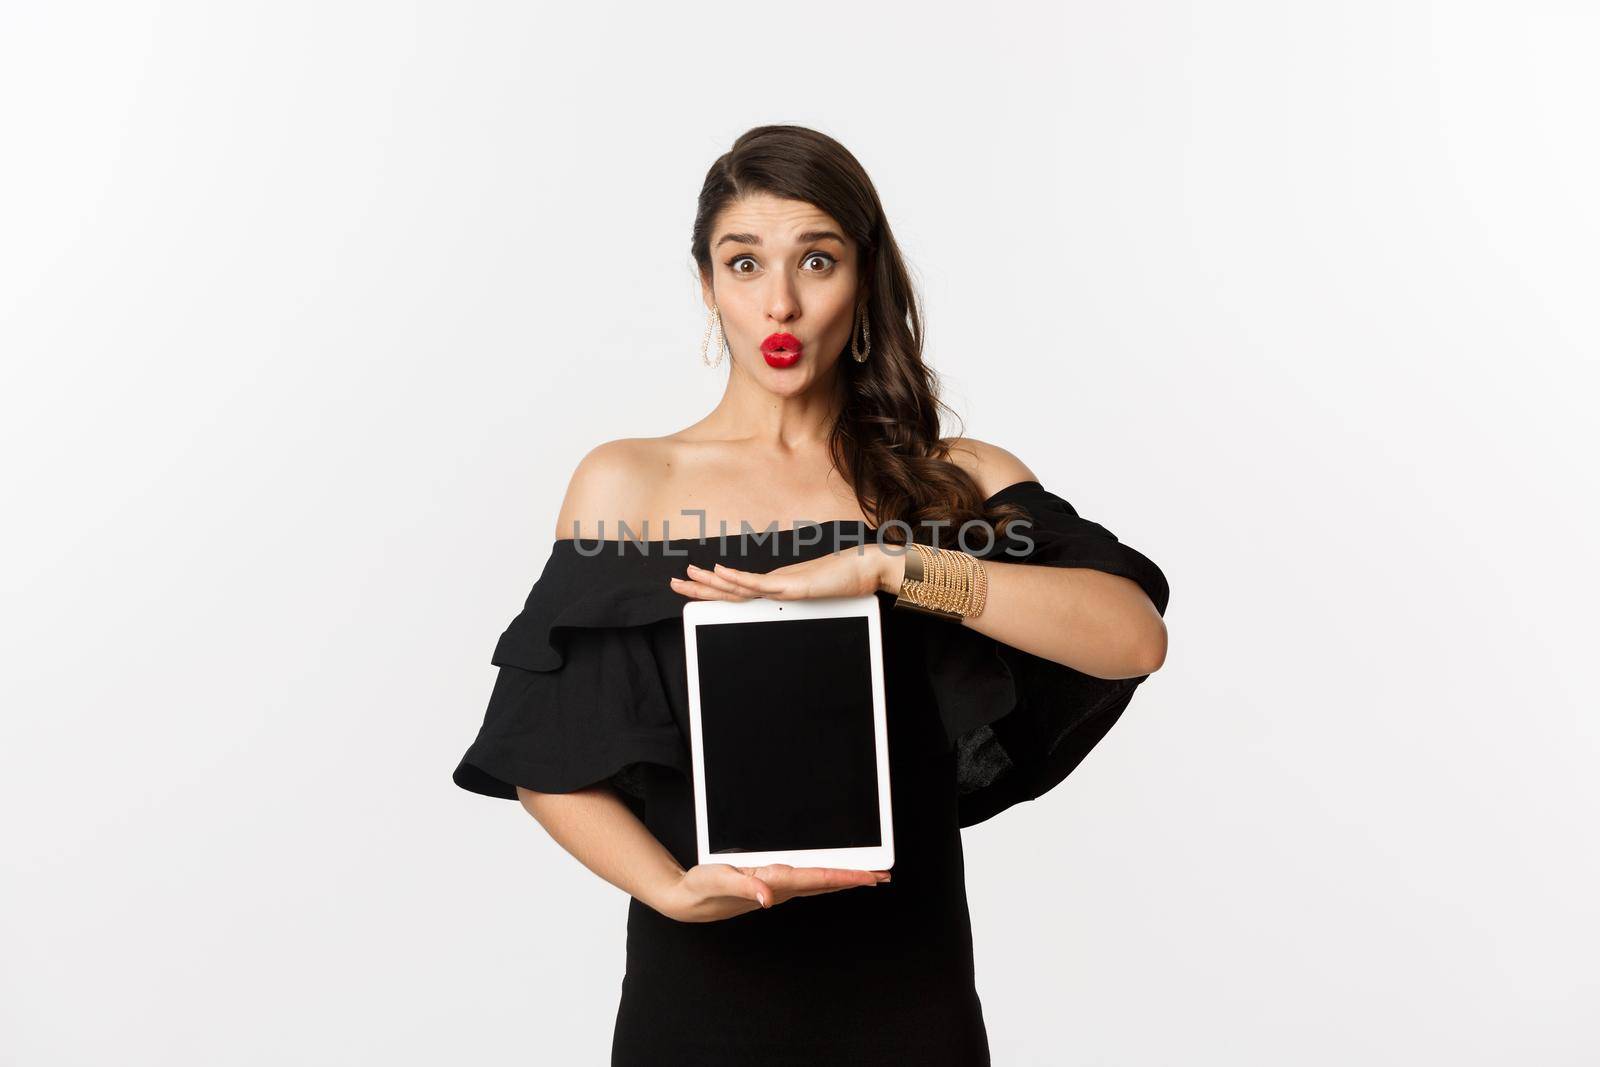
[{"left": 452, "top": 124, "right": 1171, "bottom": 1065}]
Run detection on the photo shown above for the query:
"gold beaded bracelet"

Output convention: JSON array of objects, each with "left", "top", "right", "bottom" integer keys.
[{"left": 891, "top": 541, "right": 988, "bottom": 621}]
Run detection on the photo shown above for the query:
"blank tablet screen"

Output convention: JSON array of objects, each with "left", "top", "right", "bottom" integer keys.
[{"left": 694, "top": 615, "right": 882, "bottom": 854}]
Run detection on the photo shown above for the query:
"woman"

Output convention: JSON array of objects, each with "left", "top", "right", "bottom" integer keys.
[{"left": 452, "top": 124, "right": 1171, "bottom": 1064}]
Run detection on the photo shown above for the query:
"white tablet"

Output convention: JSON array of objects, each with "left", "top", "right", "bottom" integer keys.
[{"left": 682, "top": 593, "right": 894, "bottom": 872}]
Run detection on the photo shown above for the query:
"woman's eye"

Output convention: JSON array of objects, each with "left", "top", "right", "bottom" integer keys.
[{"left": 725, "top": 252, "right": 835, "bottom": 275}]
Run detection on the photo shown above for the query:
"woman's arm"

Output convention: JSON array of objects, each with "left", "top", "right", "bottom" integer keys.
[
  {"left": 699, "top": 534, "right": 1165, "bottom": 681},
  {"left": 527, "top": 448, "right": 695, "bottom": 912},
  {"left": 517, "top": 784, "right": 686, "bottom": 912},
  {"left": 893, "top": 437, "right": 1166, "bottom": 679},
  {"left": 882, "top": 552, "right": 1165, "bottom": 680}
]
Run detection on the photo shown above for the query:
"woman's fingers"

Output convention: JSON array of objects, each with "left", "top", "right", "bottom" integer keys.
[
  {"left": 710, "top": 563, "right": 786, "bottom": 594},
  {"left": 749, "top": 864, "right": 884, "bottom": 903},
  {"left": 677, "top": 863, "right": 889, "bottom": 920},
  {"left": 798, "top": 866, "right": 884, "bottom": 890},
  {"left": 684, "top": 564, "right": 750, "bottom": 596},
  {"left": 671, "top": 549, "right": 878, "bottom": 602},
  {"left": 667, "top": 573, "right": 749, "bottom": 601},
  {"left": 672, "top": 560, "right": 813, "bottom": 600},
  {"left": 707, "top": 863, "right": 892, "bottom": 911}
]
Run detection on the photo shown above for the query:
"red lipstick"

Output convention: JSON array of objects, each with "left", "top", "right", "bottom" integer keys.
[{"left": 761, "top": 332, "right": 803, "bottom": 369}]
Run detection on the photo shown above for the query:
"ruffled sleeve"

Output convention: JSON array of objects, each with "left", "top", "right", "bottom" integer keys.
[
  {"left": 451, "top": 541, "right": 692, "bottom": 801},
  {"left": 920, "top": 480, "right": 1172, "bottom": 828}
]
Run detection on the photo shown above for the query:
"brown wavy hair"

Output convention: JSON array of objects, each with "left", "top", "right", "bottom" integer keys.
[{"left": 689, "top": 124, "right": 1030, "bottom": 548}]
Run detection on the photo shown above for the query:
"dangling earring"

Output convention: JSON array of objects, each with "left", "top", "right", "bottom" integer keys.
[
  {"left": 701, "top": 304, "right": 729, "bottom": 368},
  {"left": 850, "top": 304, "right": 871, "bottom": 363}
]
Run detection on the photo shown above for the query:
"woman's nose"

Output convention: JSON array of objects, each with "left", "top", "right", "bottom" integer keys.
[{"left": 764, "top": 276, "right": 799, "bottom": 322}]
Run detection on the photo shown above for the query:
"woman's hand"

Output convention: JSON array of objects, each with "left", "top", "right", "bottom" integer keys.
[
  {"left": 668, "top": 544, "right": 907, "bottom": 601},
  {"left": 652, "top": 862, "right": 892, "bottom": 923}
]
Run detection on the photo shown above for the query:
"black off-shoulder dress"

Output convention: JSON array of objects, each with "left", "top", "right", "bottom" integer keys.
[{"left": 452, "top": 480, "right": 1170, "bottom": 1065}]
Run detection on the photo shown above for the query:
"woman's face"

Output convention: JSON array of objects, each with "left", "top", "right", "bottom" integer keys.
[{"left": 701, "top": 193, "right": 864, "bottom": 394}]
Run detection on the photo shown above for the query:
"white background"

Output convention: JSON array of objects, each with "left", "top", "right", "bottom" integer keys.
[{"left": 3, "top": 2, "right": 1596, "bottom": 1064}]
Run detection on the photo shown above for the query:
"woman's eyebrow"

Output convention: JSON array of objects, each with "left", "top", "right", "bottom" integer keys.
[{"left": 714, "top": 229, "right": 847, "bottom": 248}]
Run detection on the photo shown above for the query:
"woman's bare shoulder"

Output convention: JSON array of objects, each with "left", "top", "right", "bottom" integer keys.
[
  {"left": 553, "top": 437, "right": 678, "bottom": 540},
  {"left": 940, "top": 436, "right": 1040, "bottom": 498}
]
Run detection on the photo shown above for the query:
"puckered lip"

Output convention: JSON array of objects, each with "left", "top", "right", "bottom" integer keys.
[{"left": 761, "top": 332, "right": 803, "bottom": 353}]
